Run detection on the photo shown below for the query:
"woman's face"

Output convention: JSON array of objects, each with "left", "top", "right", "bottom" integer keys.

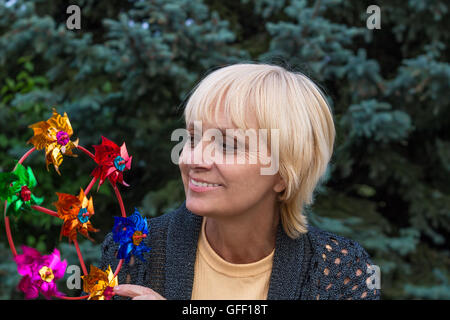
[{"left": 179, "top": 111, "right": 285, "bottom": 219}]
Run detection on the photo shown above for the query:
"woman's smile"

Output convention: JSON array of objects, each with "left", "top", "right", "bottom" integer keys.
[{"left": 189, "top": 177, "right": 223, "bottom": 192}]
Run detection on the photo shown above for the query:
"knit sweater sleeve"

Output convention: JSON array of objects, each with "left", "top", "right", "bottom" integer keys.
[{"left": 305, "top": 227, "right": 381, "bottom": 300}]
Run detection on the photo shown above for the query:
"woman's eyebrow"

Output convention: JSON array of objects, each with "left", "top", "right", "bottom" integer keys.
[{"left": 187, "top": 124, "right": 239, "bottom": 136}]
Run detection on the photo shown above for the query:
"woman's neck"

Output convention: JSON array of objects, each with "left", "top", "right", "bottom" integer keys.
[{"left": 204, "top": 205, "right": 279, "bottom": 264}]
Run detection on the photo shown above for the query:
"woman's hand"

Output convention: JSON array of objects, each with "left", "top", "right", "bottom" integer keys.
[{"left": 113, "top": 284, "right": 167, "bottom": 300}]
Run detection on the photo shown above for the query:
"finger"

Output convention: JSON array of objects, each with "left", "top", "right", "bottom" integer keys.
[
  {"left": 113, "top": 284, "right": 154, "bottom": 298},
  {"left": 132, "top": 293, "right": 166, "bottom": 300}
]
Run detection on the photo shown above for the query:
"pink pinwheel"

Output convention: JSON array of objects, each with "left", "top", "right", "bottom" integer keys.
[
  {"left": 15, "top": 246, "right": 67, "bottom": 299},
  {"left": 91, "top": 136, "right": 132, "bottom": 190}
]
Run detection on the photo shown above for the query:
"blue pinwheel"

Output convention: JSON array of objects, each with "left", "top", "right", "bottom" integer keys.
[{"left": 112, "top": 208, "right": 151, "bottom": 263}]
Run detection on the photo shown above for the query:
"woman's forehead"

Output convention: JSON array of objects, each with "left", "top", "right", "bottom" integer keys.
[{"left": 187, "top": 109, "right": 258, "bottom": 131}]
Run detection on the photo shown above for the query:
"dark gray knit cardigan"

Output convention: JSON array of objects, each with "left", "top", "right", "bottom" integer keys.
[{"left": 99, "top": 202, "right": 380, "bottom": 300}]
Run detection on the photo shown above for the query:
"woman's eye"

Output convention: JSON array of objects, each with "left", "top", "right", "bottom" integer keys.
[
  {"left": 187, "top": 135, "right": 241, "bottom": 153},
  {"left": 222, "top": 141, "right": 237, "bottom": 153},
  {"left": 188, "top": 135, "right": 196, "bottom": 148}
]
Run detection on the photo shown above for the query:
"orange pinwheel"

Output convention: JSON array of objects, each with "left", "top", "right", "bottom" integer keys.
[
  {"left": 27, "top": 108, "right": 79, "bottom": 174},
  {"left": 82, "top": 265, "right": 118, "bottom": 300},
  {"left": 53, "top": 188, "right": 99, "bottom": 242}
]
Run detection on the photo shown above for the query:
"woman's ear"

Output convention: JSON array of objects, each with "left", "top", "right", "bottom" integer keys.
[{"left": 273, "top": 174, "right": 286, "bottom": 193}]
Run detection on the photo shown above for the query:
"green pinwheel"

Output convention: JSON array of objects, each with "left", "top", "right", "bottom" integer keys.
[{"left": 0, "top": 163, "right": 44, "bottom": 216}]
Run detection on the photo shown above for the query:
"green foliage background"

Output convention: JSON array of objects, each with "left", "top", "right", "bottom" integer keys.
[{"left": 0, "top": 0, "right": 449, "bottom": 299}]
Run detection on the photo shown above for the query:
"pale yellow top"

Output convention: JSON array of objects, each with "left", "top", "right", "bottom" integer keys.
[{"left": 191, "top": 217, "right": 275, "bottom": 300}]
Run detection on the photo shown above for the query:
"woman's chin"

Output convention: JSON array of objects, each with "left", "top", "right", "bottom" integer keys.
[{"left": 185, "top": 198, "right": 213, "bottom": 216}]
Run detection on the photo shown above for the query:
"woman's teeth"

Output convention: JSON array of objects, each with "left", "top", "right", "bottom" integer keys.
[{"left": 191, "top": 178, "right": 220, "bottom": 187}]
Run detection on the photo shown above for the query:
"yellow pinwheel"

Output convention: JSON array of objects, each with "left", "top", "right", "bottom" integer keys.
[
  {"left": 27, "top": 108, "right": 79, "bottom": 174},
  {"left": 82, "top": 265, "right": 118, "bottom": 300}
]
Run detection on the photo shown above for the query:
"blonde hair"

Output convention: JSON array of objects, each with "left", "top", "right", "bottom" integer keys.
[{"left": 183, "top": 63, "right": 335, "bottom": 239}]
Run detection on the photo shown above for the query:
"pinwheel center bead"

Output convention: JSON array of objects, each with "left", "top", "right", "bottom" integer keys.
[
  {"left": 132, "top": 231, "right": 146, "bottom": 246},
  {"left": 56, "top": 130, "right": 70, "bottom": 146},
  {"left": 77, "top": 207, "right": 89, "bottom": 223},
  {"left": 20, "top": 185, "right": 31, "bottom": 202},
  {"left": 103, "top": 286, "right": 114, "bottom": 300},
  {"left": 114, "top": 156, "right": 126, "bottom": 172},
  {"left": 39, "top": 266, "right": 55, "bottom": 283}
]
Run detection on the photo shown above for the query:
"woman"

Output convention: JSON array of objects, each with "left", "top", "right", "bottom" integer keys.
[{"left": 104, "top": 63, "right": 380, "bottom": 300}]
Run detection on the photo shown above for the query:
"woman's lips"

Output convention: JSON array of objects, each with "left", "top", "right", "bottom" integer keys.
[{"left": 189, "top": 178, "right": 222, "bottom": 193}]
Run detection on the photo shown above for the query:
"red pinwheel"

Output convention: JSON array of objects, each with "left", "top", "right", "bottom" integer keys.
[{"left": 91, "top": 137, "right": 132, "bottom": 191}]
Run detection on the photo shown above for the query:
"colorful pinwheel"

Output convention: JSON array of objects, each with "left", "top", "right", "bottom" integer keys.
[
  {"left": 15, "top": 246, "right": 67, "bottom": 299},
  {"left": 0, "top": 163, "right": 44, "bottom": 216},
  {"left": 27, "top": 108, "right": 79, "bottom": 175},
  {"left": 112, "top": 208, "right": 151, "bottom": 263},
  {"left": 82, "top": 265, "right": 118, "bottom": 300},
  {"left": 91, "top": 136, "right": 132, "bottom": 190},
  {"left": 53, "top": 188, "right": 99, "bottom": 242}
]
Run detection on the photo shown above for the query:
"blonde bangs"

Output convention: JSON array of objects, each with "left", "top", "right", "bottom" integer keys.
[{"left": 184, "top": 64, "right": 287, "bottom": 131}]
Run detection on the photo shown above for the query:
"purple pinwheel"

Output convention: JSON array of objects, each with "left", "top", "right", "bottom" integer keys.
[{"left": 15, "top": 246, "right": 67, "bottom": 299}]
